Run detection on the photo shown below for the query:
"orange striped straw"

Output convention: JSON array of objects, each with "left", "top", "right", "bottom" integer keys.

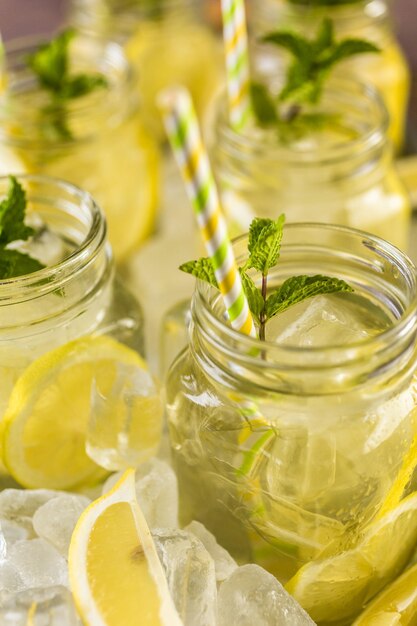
[
  {"left": 158, "top": 86, "right": 257, "bottom": 338},
  {"left": 221, "top": 0, "right": 252, "bottom": 131}
]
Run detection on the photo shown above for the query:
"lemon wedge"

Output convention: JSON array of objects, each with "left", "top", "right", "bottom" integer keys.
[
  {"left": 285, "top": 491, "right": 417, "bottom": 624},
  {"left": 1, "top": 336, "right": 161, "bottom": 490},
  {"left": 69, "top": 469, "right": 183, "bottom": 626}
]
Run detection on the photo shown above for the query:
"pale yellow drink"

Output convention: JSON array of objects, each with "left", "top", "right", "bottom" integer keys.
[
  {"left": 0, "top": 35, "right": 159, "bottom": 262},
  {"left": 251, "top": 0, "right": 410, "bottom": 152}
]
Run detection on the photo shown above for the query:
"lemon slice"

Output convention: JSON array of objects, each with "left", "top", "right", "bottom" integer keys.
[
  {"left": 1, "top": 336, "right": 160, "bottom": 490},
  {"left": 285, "top": 491, "right": 417, "bottom": 624},
  {"left": 69, "top": 469, "right": 183, "bottom": 626},
  {"left": 352, "top": 562, "right": 417, "bottom": 625}
]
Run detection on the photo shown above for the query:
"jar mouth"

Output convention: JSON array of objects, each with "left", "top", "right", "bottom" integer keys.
[
  {"left": 0, "top": 174, "right": 108, "bottom": 300},
  {"left": 193, "top": 223, "right": 417, "bottom": 373},
  {"left": 215, "top": 78, "right": 388, "bottom": 167},
  {"left": 0, "top": 34, "right": 136, "bottom": 146}
]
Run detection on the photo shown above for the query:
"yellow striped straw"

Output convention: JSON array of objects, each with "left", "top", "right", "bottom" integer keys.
[
  {"left": 158, "top": 86, "right": 256, "bottom": 338},
  {"left": 221, "top": 0, "right": 252, "bottom": 131}
]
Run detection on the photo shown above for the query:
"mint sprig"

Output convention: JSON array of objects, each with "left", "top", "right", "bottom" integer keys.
[
  {"left": 252, "top": 18, "right": 380, "bottom": 140},
  {"left": 0, "top": 177, "right": 45, "bottom": 279},
  {"left": 180, "top": 215, "right": 353, "bottom": 341},
  {"left": 27, "top": 29, "right": 108, "bottom": 141},
  {"left": 179, "top": 258, "right": 219, "bottom": 289}
]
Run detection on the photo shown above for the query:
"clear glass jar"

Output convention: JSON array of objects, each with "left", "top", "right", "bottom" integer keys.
[
  {"left": 71, "top": 0, "right": 224, "bottom": 141},
  {"left": 0, "top": 35, "right": 160, "bottom": 262},
  {"left": 0, "top": 175, "right": 144, "bottom": 475},
  {"left": 166, "top": 223, "right": 417, "bottom": 621},
  {"left": 250, "top": 0, "right": 410, "bottom": 152},
  {"left": 212, "top": 79, "right": 411, "bottom": 251}
]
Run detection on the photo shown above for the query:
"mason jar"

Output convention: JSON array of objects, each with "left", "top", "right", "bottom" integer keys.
[
  {"left": 0, "top": 175, "right": 147, "bottom": 487},
  {"left": 71, "top": 0, "right": 223, "bottom": 141},
  {"left": 166, "top": 223, "right": 417, "bottom": 622},
  {"left": 212, "top": 79, "right": 411, "bottom": 252},
  {"left": 0, "top": 34, "right": 159, "bottom": 262},
  {"left": 250, "top": 0, "right": 410, "bottom": 152}
]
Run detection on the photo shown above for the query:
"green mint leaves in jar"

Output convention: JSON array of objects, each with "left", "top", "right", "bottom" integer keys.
[
  {"left": 26, "top": 29, "right": 108, "bottom": 140},
  {"left": 0, "top": 177, "right": 45, "bottom": 278},
  {"left": 252, "top": 18, "right": 380, "bottom": 140},
  {"left": 180, "top": 215, "right": 353, "bottom": 341}
]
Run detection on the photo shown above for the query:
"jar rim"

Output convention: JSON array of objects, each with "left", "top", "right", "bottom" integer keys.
[
  {"left": 0, "top": 174, "right": 108, "bottom": 298},
  {"left": 215, "top": 78, "right": 389, "bottom": 167},
  {"left": 193, "top": 222, "right": 417, "bottom": 372}
]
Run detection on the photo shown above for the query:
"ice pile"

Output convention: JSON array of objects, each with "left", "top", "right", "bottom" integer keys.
[
  {"left": 0, "top": 489, "right": 89, "bottom": 624},
  {"left": 0, "top": 458, "right": 316, "bottom": 625}
]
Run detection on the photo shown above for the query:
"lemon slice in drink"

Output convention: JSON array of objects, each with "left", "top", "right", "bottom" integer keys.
[
  {"left": 1, "top": 336, "right": 160, "bottom": 490},
  {"left": 352, "top": 561, "right": 417, "bottom": 625},
  {"left": 285, "top": 491, "right": 417, "bottom": 624},
  {"left": 69, "top": 469, "right": 183, "bottom": 626}
]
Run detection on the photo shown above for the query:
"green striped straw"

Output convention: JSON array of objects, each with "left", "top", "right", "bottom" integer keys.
[
  {"left": 221, "top": 0, "right": 252, "bottom": 131},
  {"left": 158, "top": 86, "right": 256, "bottom": 338}
]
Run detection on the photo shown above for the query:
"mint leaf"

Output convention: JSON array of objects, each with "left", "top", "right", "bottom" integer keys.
[
  {"left": 0, "top": 249, "right": 44, "bottom": 279},
  {"left": 266, "top": 274, "right": 353, "bottom": 318},
  {"left": 0, "top": 176, "right": 34, "bottom": 245},
  {"left": 276, "top": 111, "right": 356, "bottom": 143},
  {"left": 250, "top": 82, "right": 278, "bottom": 127},
  {"left": 247, "top": 215, "right": 285, "bottom": 275},
  {"left": 59, "top": 74, "right": 108, "bottom": 100},
  {"left": 27, "top": 30, "right": 74, "bottom": 93},
  {"left": 325, "top": 39, "right": 380, "bottom": 66},
  {"left": 239, "top": 269, "right": 264, "bottom": 321},
  {"left": 262, "top": 31, "right": 311, "bottom": 65},
  {"left": 180, "top": 258, "right": 218, "bottom": 288},
  {"left": 314, "top": 15, "right": 333, "bottom": 53}
]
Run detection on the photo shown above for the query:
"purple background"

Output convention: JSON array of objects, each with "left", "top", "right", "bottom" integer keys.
[{"left": 0, "top": 0, "right": 416, "bottom": 149}]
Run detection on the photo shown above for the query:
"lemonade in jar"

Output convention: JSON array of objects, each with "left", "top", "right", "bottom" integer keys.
[
  {"left": 0, "top": 175, "right": 162, "bottom": 491},
  {"left": 166, "top": 222, "right": 417, "bottom": 624},
  {"left": 71, "top": 0, "right": 223, "bottom": 141},
  {"left": 250, "top": 0, "right": 410, "bottom": 152},
  {"left": 0, "top": 32, "right": 159, "bottom": 261}
]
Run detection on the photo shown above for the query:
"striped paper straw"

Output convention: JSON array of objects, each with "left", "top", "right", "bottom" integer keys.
[
  {"left": 221, "top": 0, "right": 252, "bottom": 131},
  {"left": 158, "top": 86, "right": 256, "bottom": 338}
]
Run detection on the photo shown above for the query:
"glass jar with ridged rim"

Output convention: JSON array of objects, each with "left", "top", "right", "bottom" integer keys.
[
  {"left": 249, "top": 0, "right": 410, "bottom": 152},
  {"left": 166, "top": 223, "right": 417, "bottom": 623},
  {"left": 0, "top": 174, "right": 154, "bottom": 490},
  {"left": 0, "top": 33, "right": 159, "bottom": 262},
  {"left": 71, "top": 0, "right": 223, "bottom": 141},
  {"left": 212, "top": 78, "right": 411, "bottom": 252}
]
